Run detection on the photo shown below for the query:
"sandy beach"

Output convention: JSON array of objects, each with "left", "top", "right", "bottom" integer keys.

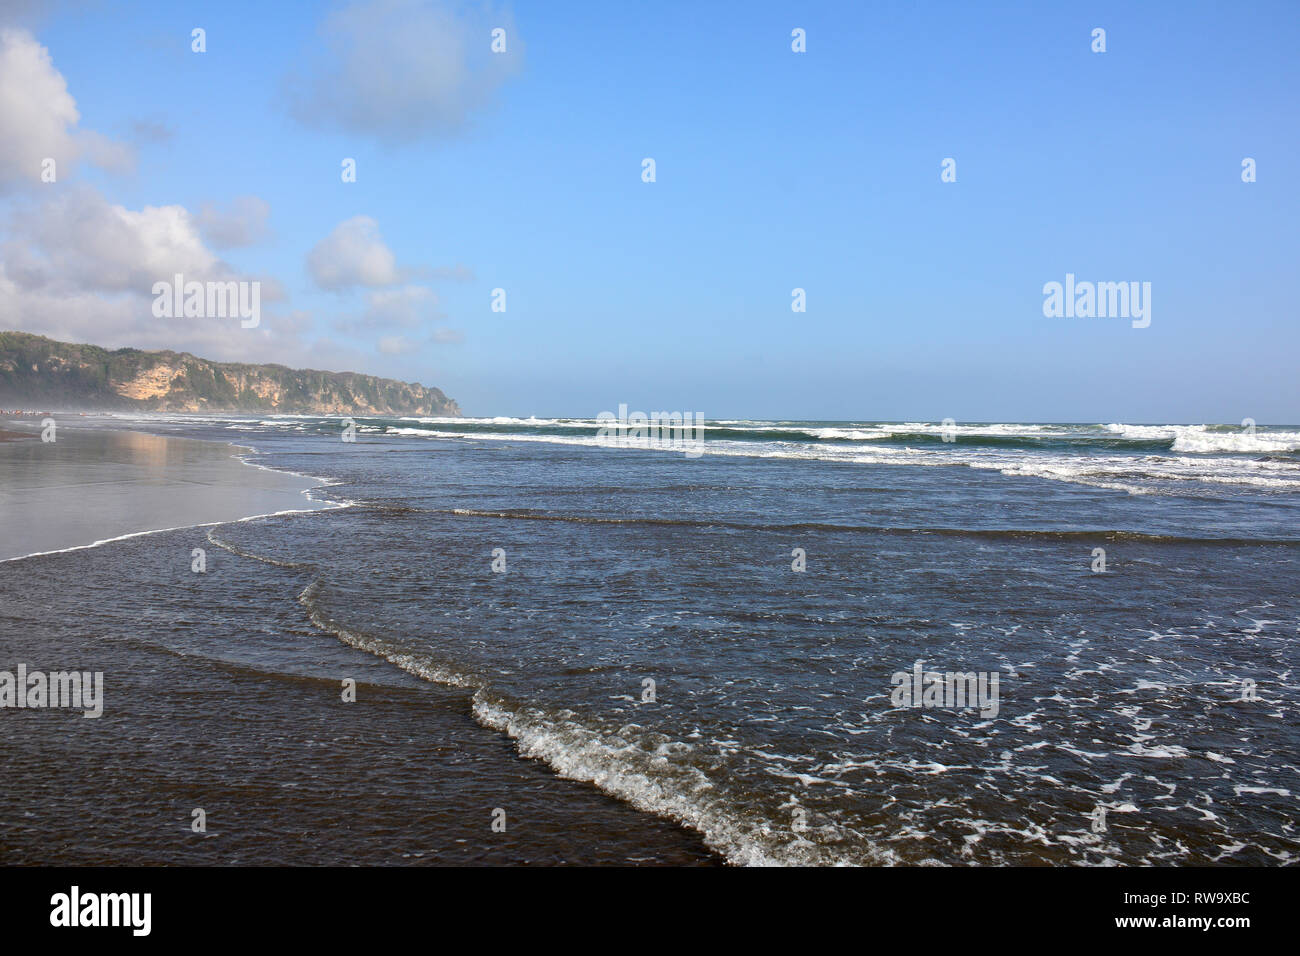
[
  {"left": 0, "top": 420, "right": 719, "bottom": 865},
  {"left": 0, "top": 424, "right": 330, "bottom": 563}
]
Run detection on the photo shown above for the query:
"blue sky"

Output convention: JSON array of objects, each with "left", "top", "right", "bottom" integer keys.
[{"left": 2, "top": 0, "right": 1297, "bottom": 421}]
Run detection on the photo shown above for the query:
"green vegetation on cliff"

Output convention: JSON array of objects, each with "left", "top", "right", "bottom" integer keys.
[{"left": 0, "top": 332, "right": 461, "bottom": 416}]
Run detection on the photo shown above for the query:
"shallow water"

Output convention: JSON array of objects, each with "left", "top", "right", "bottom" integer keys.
[
  {"left": 0, "top": 427, "right": 323, "bottom": 562},
  {"left": 1, "top": 415, "right": 1296, "bottom": 865}
]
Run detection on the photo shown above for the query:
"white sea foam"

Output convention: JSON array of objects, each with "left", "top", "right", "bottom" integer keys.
[
  {"left": 1104, "top": 423, "right": 1300, "bottom": 454},
  {"left": 297, "top": 579, "right": 896, "bottom": 867},
  {"left": 142, "top": 415, "right": 1300, "bottom": 498},
  {"left": 1171, "top": 431, "right": 1300, "bottom": 454},
  {"left": 367, "top": 422, "right": 1300, "bottom": 496}
]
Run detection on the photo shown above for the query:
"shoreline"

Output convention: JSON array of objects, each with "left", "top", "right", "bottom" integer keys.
[
  {"left": 0, "top": 505, "right": 341, "bottom": 566},
  {"left": 0, "top": 419, "right": 722, "bottom": 866},
  {"left": 0, "top": 424, "right": 338, "bottom": 564}
]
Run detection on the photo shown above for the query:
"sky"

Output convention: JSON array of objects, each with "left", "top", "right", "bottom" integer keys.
[{"left": 0, "top": 0, "right": 1297, "bottom": 422}]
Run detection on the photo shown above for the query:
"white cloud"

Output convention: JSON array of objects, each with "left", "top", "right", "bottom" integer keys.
[
  {"left": 376, "top": 328, "right": 461, "bottom": 354},
  {"left": 377, "top": 334, "right": 415, "bottom": 354},
  {"left": 4, "top": 186, "right": 223, "bottom": 294},
  {"left": 361, "top": 284, "right": 440, "bottom": 327},
  {"left": 307, "top": 215, "right": 403, "bottom": 289},
  {"left": 128, "top": 118, "right": 173, "bottom": 144},
  {"left": 0, "top": 28, "right": 132, "bottom": 189},
  {"left": 196, "top": 195, "right": 272, "bottom": 248},
  {"left": 0, "top": 29, "right": 296, "bottom": 361},
  {"left": 427, "top": 263, "right": 475, "bottom": 281},
  {"left": 334, "top": 283, "right": 466, "bottom": 352},
  {"left": 0, "top": 186, "right": 305, "bottom": 362},
  {"left": 0, "top": 24, "right": 469, "bottom": 374},
  {"left": 286, "top": 0, "right": 523, "bottom": 144}
]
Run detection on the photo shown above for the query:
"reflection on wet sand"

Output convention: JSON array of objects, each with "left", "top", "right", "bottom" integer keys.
[{"left": 0, "top": 426, "right": 328, "bottom": 562}]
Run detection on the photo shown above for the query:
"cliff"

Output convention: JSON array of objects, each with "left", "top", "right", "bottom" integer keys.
[{"left": 0, "top": 332, "right": 461, "bottom": 416}]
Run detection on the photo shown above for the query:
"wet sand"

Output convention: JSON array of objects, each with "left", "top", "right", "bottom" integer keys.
[
  {"left": 0, "top": 425, "right": 328, "bottom": 563},
  {"left": 0, "top": 423, "right": 721, "bottom": 865}
]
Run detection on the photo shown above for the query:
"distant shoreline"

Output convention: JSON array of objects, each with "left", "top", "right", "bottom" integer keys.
[{"left": 0, "top": 330, "right": 462, "bottom": 418}]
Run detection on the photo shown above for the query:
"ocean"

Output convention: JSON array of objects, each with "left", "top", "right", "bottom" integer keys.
[{"left": 2, "top": 415, "right": 1297, "bottom": 866}]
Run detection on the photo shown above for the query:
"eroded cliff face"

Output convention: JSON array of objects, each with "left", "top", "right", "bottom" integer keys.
[
  {"left": 0, "top": 332, "right": 462, "bottom": 416},
  {"left": 115, "top": 363, "right": 181, "bottom": 402}
]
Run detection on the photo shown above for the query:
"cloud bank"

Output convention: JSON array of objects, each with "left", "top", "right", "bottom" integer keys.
[{"left": 286, "top": 0, "right": 523, "bottom": 144}]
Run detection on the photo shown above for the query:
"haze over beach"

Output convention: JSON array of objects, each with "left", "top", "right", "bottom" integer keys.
[{"left": 0, "top": 0, "right": 1297, "bottom": 930}]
